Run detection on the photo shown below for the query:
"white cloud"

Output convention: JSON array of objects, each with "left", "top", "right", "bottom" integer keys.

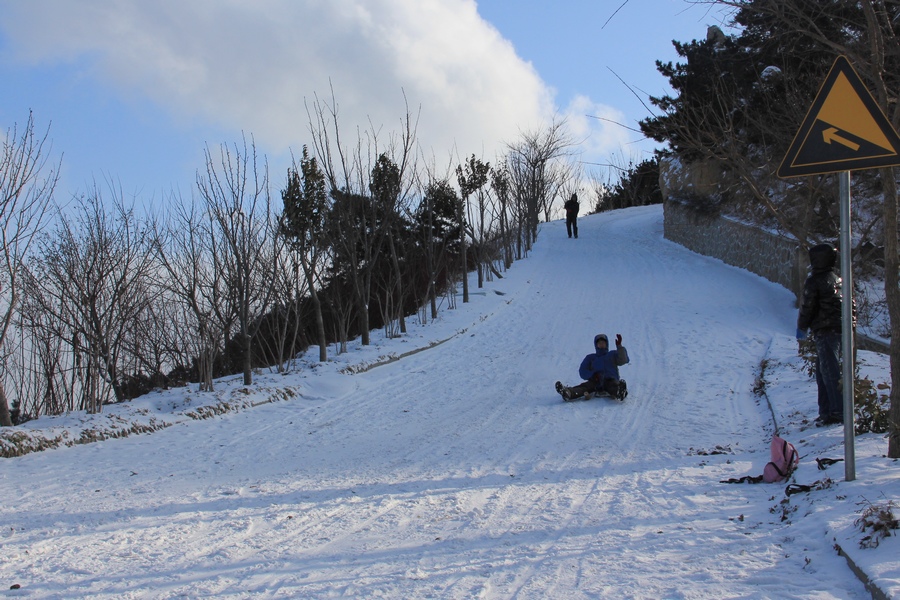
[
  {"left": 562, "top": 95, "right": 633, "bottom": 160},
  {"left": 2, "top": 1, "right": 554, "bottom": 160},
  {"left": 0, "top": 0, "right": 641, "bottom": 182}
]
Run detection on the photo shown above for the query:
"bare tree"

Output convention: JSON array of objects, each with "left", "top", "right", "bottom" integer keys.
[
  {"left": 0, "top": 113, "right": 57, "bottom": 425},
  {"left": 152, "top": 194, "right": 227, "bottom": 392},
  {"left": 505, "top": 119, "right": 576, "bottom": 250},
  {"left": 307, "top": 90, "right": 418, "bottom": 345},
  {"left": 11, "top": 292, "right": 68, "bottom": 417},
  {"left": 490, "top": 166, "right": 514, "bottom": 271},
  {"left": 196, "top": 136, "right": 277, "bottom": 386},
  {"left": 370, "top": 98, "right": 419, "bottom": 336},
  {"left": 306, "top": 89, "right": 366, "bottom": 196},
  {"left": 28, "top": 186, "right": 155, "bottom": 411},
  {"left": 307, "top": 91, "right": 375, "bottom": 344},
  {"left": 265, "top": 231, "right": 310, "bottom": 371}
]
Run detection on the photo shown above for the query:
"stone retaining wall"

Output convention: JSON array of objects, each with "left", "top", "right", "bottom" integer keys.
[
  {"left": 660, "top": 158, "right": 889, "bottom": 354},
  {"left": 663, "top": 199, "right": 808, "bottom": 298}
]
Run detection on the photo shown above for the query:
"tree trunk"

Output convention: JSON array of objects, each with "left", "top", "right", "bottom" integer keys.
[
  {"left": 355, "top": 282, "right": 370, "bottom": 346},
  {"left": 459, "top": 199, "right": 469, "bottom": 304},
  {"left": 387, "top": 232, "right": 406, "bottom": 334},
  {"left": 882, "top": 169, "right": 900, "bottom": 458},
  {"left": 302, "top": 258, "right": 328, "bottom": 362},
  {"left": 242, "top": 330, "right": 252, "bottom": 386},
  {"left": 0, "top": 382, "right": 12, "bottom": 427}
]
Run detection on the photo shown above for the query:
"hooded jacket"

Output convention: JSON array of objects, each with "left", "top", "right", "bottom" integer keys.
[
  {"left": 797, "top": 244, "right": 851, "bottom": 333},
  {"left": 579, "top": 334, "right": 629, "bottom": 382},
  {"left": 564, "top": 195, "right": 579, "bottom": 219}
]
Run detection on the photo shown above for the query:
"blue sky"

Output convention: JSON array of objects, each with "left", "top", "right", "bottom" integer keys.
[{"left": 0, "top": 0, "right": 730, "bottom": 203}]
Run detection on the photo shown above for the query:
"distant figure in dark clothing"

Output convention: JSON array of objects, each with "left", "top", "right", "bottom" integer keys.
[
  {"left": 564, "top": 193, "right": 579, "bottom": 238},
  {"left": 796, "top": 243, "right": 855, "bottom": 427}
]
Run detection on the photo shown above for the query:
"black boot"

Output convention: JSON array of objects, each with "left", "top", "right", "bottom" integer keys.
[
  {"left": 556, "top": 381, "right": 576, "bottom": 401},
  {"left": 555, "top": 381, "right": 566, "bottom": 399}
]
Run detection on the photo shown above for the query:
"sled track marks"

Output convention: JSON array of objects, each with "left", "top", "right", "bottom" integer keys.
[
  {"left": 2, "top": 208, "right": 837, "bottom": 599},
  {"left": 252, "top": 209, "right": 795, "bottom": 598}
]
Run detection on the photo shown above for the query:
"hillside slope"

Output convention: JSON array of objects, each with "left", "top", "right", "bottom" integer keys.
[{"left": 2, "top": 206, "right": 893, "bottom": 599}]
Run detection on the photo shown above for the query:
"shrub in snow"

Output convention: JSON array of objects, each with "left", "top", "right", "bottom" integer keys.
[{"left": 856, "top": 499, "right": 898, "bottom": 549}]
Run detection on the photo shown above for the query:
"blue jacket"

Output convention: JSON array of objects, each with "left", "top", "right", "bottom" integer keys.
[{"left": 579, "top": 335, "right": 629, "bottom": 382}]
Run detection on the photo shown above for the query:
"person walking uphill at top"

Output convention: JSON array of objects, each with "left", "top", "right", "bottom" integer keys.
[
  {"left": 564, "top": 193, "right": 579, "bottom": 239},
  {"left": 556, "top": 334, "right": 629, "bottom": 401},
  {"left": 796, "top": 243, "right": 855, "bottom": 427}
]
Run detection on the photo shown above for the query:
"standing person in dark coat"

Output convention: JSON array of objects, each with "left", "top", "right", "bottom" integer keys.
[
  {"left": 796, "top": 243, "right": 854, "bottom": 426},
  {"left": 564, "top": 193, "right": 579, "bottom": 238}
]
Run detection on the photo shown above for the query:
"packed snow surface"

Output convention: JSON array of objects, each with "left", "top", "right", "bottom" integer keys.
[{"left": 1, "top": 206, "right": 898, "bottom": 599}]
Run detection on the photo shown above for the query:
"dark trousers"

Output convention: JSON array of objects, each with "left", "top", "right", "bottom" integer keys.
[
  {"left": 570, "top": 377, "right": 618, "bottom": 399},
  {"left": 566, "top": 215, "right": 578, "bottom": 238},
  {"left": 814, "top": 330, "right": 842, "bottom": 420}
]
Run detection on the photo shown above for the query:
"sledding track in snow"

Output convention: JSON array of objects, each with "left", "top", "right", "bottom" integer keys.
[{"left": 0, "top": 206, "right": 870, "bottom": 599}]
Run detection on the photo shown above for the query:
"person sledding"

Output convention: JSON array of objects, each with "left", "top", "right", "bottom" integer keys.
[{"left": 556, "top": 333, "right": 629, "bottom": 401}]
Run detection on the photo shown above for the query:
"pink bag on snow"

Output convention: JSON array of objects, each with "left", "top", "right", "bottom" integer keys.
[{"left": 763, "top": 435, "right": 799, "bottom": 483}]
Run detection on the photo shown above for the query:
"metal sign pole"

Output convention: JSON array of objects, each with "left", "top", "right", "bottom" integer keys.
[
  {"left": 778, "top": 56, "right": 900, "bottom": 482},
  {"left": 839, "top": 170, "right": 856, "bottom": 481}
]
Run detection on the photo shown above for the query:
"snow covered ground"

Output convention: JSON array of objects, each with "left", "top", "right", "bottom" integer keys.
[{"left": 1, "top": 205, "right": 898, "bottom": 599}]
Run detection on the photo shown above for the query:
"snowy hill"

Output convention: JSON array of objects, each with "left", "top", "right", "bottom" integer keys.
[{"left": 1, "top": 205, "right": 897, "bottom": 599}]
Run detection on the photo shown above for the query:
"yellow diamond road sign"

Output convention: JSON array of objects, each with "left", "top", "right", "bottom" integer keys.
[{"left": 778, "top": 55, "right": 900, "bottom": 178}]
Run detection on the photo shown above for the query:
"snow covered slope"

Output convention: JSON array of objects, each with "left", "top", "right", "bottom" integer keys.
[{"left": 1, "top": 205, "right": 896, "bottom": 599}]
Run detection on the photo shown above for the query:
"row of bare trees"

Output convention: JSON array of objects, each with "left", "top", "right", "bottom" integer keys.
[{"left": 0, "top": 106, "right": 581, "bottom": 424}]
